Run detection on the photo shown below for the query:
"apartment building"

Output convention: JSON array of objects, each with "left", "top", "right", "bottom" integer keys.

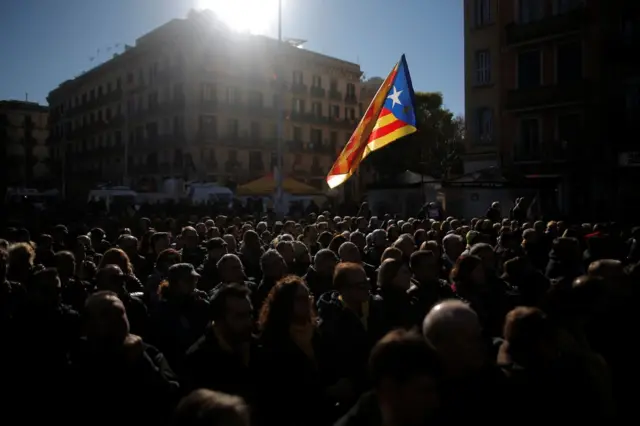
[
  {"left": 465, "top": 0, "right": 640, "bottom": 217},
  {"left": 0, "top": 100, "right": 50, "bottom": 192},
  {"left": 48, "top": 11, "right": 368, "bottom": 195},
  {"left": 463, "top": 0, "right": 501, "bottom": 174}
]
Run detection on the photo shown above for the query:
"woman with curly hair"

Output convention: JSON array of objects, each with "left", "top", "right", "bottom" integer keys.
[
  {"left": 98, "top": 248, "right": 143, "bottom": 293},
  {"left": 257, "top": 275, "right": 334, "bottom": 426}
]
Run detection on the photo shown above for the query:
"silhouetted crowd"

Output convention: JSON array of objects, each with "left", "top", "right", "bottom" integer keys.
[{"left": 1, "top": 201, "right": 638, "bottom": 426}]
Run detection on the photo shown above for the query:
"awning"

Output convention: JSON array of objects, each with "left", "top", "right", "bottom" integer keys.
[{"left": 236, "top": 174, "right": 321, "bottom": 196}]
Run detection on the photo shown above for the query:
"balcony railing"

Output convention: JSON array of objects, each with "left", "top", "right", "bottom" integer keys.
[
  {"left": 329, "top": 90, "right": 342, "bottom": 101},
  {"left": 345, "top": 94, "right": 358, "bottom": 104},
  {"left": 505, "top": 80, "right": 589, "bottom": 110},
  {"left": 504, "top": 7, "right": 586, "bottom": 46},
  {"left": 310, "top": 86, "right": 325, "bottom": 98}
]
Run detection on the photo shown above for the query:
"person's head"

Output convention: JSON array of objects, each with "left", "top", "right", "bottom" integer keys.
[
  {"left": 181, "top": 226, "right": 199, "bottom": 249},
  {"left": 151, "top": 232, "right": 171, "bottom": 254},
  {"left": 117, "top": 234, "right": 139, "bottom": 256},
  {"left": 84, "top": 291, "right": 129, "bottom": 347},
  {"left": 172, "top": 389, "right": 250, "bottom": 426},
  {"left": 302, "top": 225, "right": 318, "bottom": 243},
  {"left": 259, "top": 276, "right": 314, "bottom": 340},
  {"left": 291, "top": 241, "right": 310, "bottom": 265},
  {"left": 167, "top": 263, "right": 200, "bottom": 296},
  {"left": 155, "top": 248, "right": 182, "bottom": 274},
  {"left": 370, "top": 330, "right": 441, "bottom": 426},
  {"left": 378, "top": 258, "right": 412, "bottom": 291},
  {"left": 338, "top": 241, "right": 361, "bottom": 263},
  {"left": 260, "top": 249, "right": 287, "bottom": 280},
  {"left": 392, "top": 234, "right": 416, "bottom": 258},
  {"left": 210, "top": 283, "right": 253, "bottom": 344},
  {"left": 469, "top": 243, "right": 496, "bottom": 273},
  {"left": 99, "top": 248, "right": 133, "bottom": 275},
  {"left": 8, "top": 242, "right": 35, "bottom": 270},
  {"left": 420, "top": 240, "right": 441, "bottom": 258},
  {"left": 410, "top": 250, "right": 439, "bottom": 281},
  {"left": 349, "top": 231, "right": 366, "bottom": 251},
  {"left": 450, "top": 255, "right": 485, "bottom": 290},
  {"left": 242, "top": 230, "right": 261, "bottom": 250},
  {"left": 502, "top": 307, "right": 557, "bottom": 367},
  {"left": 95, "top": 264, "right": 127, "bottom": 295},
  {"left": 29, "top": 267, "right": 62, "bottom": 307},
  {"left": 53, "top": 250, "right": 76, "bottom": 279},
  {"left": 223, "top": 234, "right": 237, "bottom": 253},
  {"left": 442, "top": 233, "right": 464, "bottom": 260},
  {"left": 216, "top": 254, "right": 246, "bottom": 284},
  {"left": 381, "top": 246, "right": 403, "bottom": 263},
  {"left": 333, "top": 262, "right": 370, "bottom": 305},
  {"left": 275, "top": 241, "right": 295, "bottom": 265},
  {"left": 313, "top": 248, "right": 338, "bottom": 278},
  {"left": 423, "top": 300, "right": 485, "bottom": 376},
  {"left": 328, "top": 235, "right": 347, "bottom": 254}
]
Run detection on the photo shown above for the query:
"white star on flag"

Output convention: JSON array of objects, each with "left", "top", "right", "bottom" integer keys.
[{"left": 387, "top": 86, "right": 403, "bottom": 108}]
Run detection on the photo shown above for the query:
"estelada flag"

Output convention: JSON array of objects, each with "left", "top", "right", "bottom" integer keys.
[{"left": 326, "top": 54, "right": 417, "bottom": 189}]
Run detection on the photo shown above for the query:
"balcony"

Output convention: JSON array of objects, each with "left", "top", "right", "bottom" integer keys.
[
  {"left": 329, "top": 90, "right": 342, "bottom": 101},
  {"left": 291, "top": 83, "right": 308, "bottom": 95},
  {"left": 505, "top": 8, "right": 586, "bottom": 46},
  {"left": 504, "top": 80, "right": 589, "bottom": 111},
  {"left": 310, "top": 86, "right": 325, "bottom": 98},
  {"left": 513, "top": 146, "right": 542, "bottom": 163},
  {"left": 287, "top": 140, "right": 305, "bottom": 152},
  {"left": 311, "top": 165, "right": 324, "bottom": 177},
  {"left": 224, "top": 160, "right": 242, "bottom": 174},
  {"left": 345, "top": 94, "right": 358, "bottom": 105}
]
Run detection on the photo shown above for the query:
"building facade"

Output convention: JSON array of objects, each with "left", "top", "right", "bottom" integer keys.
[
  {"left": 463, "top": 0, "right": 502, "bottom": 174},
  {"left": 465, "top": 0, "right": 640, "bottom": 219},
  {"left": 0, "top": 100, "right": 50, "bottom": 193},
  {"left": 48, "top": 11, "right": 370, "bottom": 196}
]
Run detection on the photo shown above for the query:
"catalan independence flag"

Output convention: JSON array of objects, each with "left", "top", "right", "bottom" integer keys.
[{"left": 326, "top": 54, "right": 417, "bottom": 189}]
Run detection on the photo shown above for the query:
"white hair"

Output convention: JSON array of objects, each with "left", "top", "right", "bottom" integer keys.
[{"left": 422, "top": 300, "right": 479, "bottom": 344}]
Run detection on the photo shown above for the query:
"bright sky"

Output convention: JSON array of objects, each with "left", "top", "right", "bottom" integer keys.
[{"left": 0, "top": 0, "right": 464, "bottom": 114}]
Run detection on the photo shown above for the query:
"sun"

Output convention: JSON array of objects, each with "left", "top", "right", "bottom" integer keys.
[{"left": 196, "top": 0, "right": 279, "bottom": 34}]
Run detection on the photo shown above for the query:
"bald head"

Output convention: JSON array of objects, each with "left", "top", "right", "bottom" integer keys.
[
  {"left": 588, "top": 259, "right": 623, "bottom": 280},
  {"left": 422, "top": 300, "right": 486, "bottom": 375},
  {"left": 422, "top": 300, "right": 480, "bottom": 343}
]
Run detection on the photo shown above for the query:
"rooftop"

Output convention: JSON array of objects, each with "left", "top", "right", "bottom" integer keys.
[{"left": 0, "top": 100, "right": 48, "bottom": 113}]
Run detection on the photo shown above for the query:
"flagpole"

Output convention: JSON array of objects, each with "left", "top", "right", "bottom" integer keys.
[{"left": 275, "top": 0, "right": 285, "bottom": 218}]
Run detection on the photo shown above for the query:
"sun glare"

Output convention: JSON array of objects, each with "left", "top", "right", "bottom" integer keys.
[{"left": 196, "top": 0, "right": 279, "bottom": 34}]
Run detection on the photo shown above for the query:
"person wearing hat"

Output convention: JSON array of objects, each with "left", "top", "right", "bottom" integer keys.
[{"left": 148, "top": 263, "right": 210, "bottom": 369}]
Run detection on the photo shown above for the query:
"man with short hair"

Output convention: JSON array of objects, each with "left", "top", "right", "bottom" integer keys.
[
  {"left": 184, "top": 283, "right": 259, "bottom": 405},
  {"left": 335, "top": 329, "right": 441, "bottom": 426}
]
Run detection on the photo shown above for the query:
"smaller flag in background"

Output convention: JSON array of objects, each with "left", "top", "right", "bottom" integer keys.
[{"left": 326, "top": 54, "right": 417, "bottom": 189}]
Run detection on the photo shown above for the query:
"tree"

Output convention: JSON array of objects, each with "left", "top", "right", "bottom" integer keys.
[{"left": 366, "top": 92, "right": 464, "bottom": 179}]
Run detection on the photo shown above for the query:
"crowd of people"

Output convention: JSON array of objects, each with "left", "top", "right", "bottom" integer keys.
[{"left": 0, "top": 200, "right": 637, "bottom": 426}]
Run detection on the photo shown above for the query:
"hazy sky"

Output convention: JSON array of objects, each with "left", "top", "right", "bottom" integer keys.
[{"left": 0, "top": 0, "right": 464, "bottom": 114}]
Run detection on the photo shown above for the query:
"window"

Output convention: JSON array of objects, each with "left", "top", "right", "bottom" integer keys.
[
  {"left": 226, "top": 87, "right": 242, "bottom": 104},
  {"left": 173, "top": 116, "right": 185, "bottom": 135},
  {"left": 476, "top": 108, "right": 493, "bottom": 144},
  {"left": 135, "top": 126, "right": 144, "bottom": 143},
  {"left": 330, "top": 105, "right": 340, "bottom": 118},
  {"left": 90, "top": 89, "right": 96, "bottom": 100},
  {"left": 138, "top": 69, "right": 145, "bottom": 85},
  {"left": 199, "top": 115, "right": 217, "bottom": 136},
  {"left": 518, "top": 0, "right": 543, "bottom": 23},
  {"left": 346, "top": 83, "right": 356, "bottom": 97},
  {"left": 517, "top": 118, "right": 540, "bottom": 159},
  {"left": 312, "top": 102, "right": 322, "bottom": 116},
  {"left": 293, "top": 71, "right": 304, "bottom": 84},
  {"left": 556, "top": 113, "right": 580, "bottom": 153},
  {"left": 346, "top": 108, "right": 356, "bottom": 120},
  {"left": 107, "top": 82, "right": 112, "bottom": 93},
  {"left": 227, "top": 119, "right": 239, "bottom": 138},
  {"left": 292, "top": 99, "right": 305, "bottom": 113},
  {"left": 293, "top": 126, "right": 303, "bottom": 141},
  {"left": 98, "top": 86, "right": 103, "bottom": 97},
  {"left": 553, "top": 0, "right": 583, "bottom": 15},
  {"left": 146, "top": 122, "right": 159, "bottom": 138},
  {"left": 173, "top": 83, "right": 184, "bottom": 100},
  {"left": 474, "top": 0, "right": 492, "bottom": 26},
  {"left": 250, "top": 121, "right": 261, "bottom": 139},
  {"left": 148, "top": 92, "right": 159, "bottom": 108},
  {"left": 330, "top": 79, "right": 338, "bottom": 91},
  {"left": 248, "top": 90, "right": 263, "bottom": 107},
  {"left": 556, "top": 42, "right": 582, "bottom": 84},
  {"left": 330, "top": 131, "right": 339, "bottom": 151},
  {"left": 310, "top": 128, "right": 322, "bottom": 145},
  {"left": 517, "top": 50, "right": 542, "bottom": 89},
  {"left": 475, "top": 50, "right": 491, "bottom": 85},
  {"left": 116, "top": 78, "right": 122, "bottom": 89},
  {"left": 312, "top": 75, "right": 322, "bottom": 88},
  {"left": 202, "top": 83, "right": 217, "bottom": 102}
]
